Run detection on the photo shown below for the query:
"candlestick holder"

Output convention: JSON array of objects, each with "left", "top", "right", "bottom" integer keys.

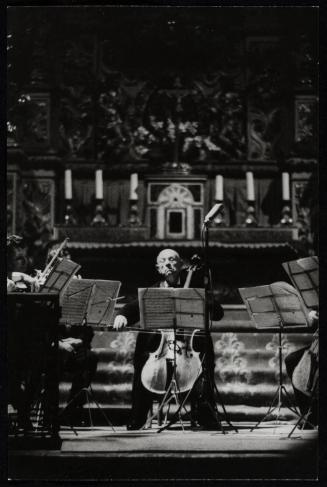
[
  {"left": 213, "top": 200, "right": 225, "bottom": 226},
  {"left": 128, "top": 198, "right": 141, "bottom": 225},
  {"left": 244, "top": 201, "right": 258, "bottom": 227},
  {"left": 91, "top": 200, "right": 107, "bottom": 226},
  {"left": 280, "top": 201, "right": 293, "bottom": 226},
  {"left": 64, "top": 201, "right": 77, "bottom": 225}
]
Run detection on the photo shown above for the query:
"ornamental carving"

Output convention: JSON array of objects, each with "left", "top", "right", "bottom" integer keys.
[
  {"left": 246, "top": 38, "right": 289, "bottom": 161},
  {"left": 20, "top": 178, "right": 54, "bottom": 268},
  {"left": 97, "top": 71, "right": 245, "bottom": 163},
  {"left": 293, "top": 178, "right": 317, "bottom": 255},
  {"left": 293, "top": 33, "right": 317, "bottom": 91},
  {"left": 7, "top": 94, "right": 50, "bottom": 148},
  {"left": 248, "top": 107, "right": 283, "bottom": 160},
  {"left": 7, "top": 174, "right": 16, "bottom": 235},
  {"left": 58, "top": 38, "right": 95, "bottom": 158},
  {"left": 292, "top": 96, "right": 317, "bottom": 157},
  {"left": 59, "top": 86, "right": 93, "bottom": 157}
]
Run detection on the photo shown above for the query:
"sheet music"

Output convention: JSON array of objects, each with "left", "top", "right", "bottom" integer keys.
[
  {"left": 239, "top": 282, "right": 310, "bottom": 329},
  {"left": 85, "top": 279, "right": 121, "bottom": 327},
  {"left": 60, "top": 280, "right": 94, "bottom": 326},
  {"left": 40, "top": 258, "right": 81, "bottom": 301},
  {"left": 139, "top": 288, "right": 205, "bottom": 330},
  {"left": 282, "top": 256, "right": 319, "bottom": 309},
  {"left": 60, "top": 279, "right": 121, "bottom": 328}
]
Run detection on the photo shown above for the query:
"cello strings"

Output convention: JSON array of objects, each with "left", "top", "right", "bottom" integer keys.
[{"left": 105, "top": 327, "right": 209, "bottom": 338}]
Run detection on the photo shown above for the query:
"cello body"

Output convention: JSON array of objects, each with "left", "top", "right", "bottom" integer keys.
[
  {"left": 141, "top": 329, "right": 202, "bottom": 394},
  {"left": 292, "top": 332, "right": 318, "bottom": 397},
  {"left": 140, "top": 254, "right": 203, "bottom": 395}
]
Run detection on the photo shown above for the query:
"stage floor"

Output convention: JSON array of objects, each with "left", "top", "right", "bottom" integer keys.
[{"left": 8, "top": 421, "right": 318, "bottom": 480}]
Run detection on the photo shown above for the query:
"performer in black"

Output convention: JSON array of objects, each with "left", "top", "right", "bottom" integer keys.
[
  {"left": 285, "top": 308, "right": 318, "bottom": 428},
  {"left": 7, "top": 236, "right": 98, "bottom": 428},
  {"left": 7, "top": 235, "right": 44, "bottom": 430},
  {"left": 43, "top": 244, "right": 98, "bottom": 425},
  {"left": 113, "top": 248, "right": 224, "bottom": 430}
]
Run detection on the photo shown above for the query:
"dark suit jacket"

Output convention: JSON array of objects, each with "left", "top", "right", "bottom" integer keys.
[{"left": 120, "top": 271, "right": 223, "bottom": 384}]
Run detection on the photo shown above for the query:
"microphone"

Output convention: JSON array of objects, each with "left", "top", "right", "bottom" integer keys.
[{"left": 204, "top": 203, "right": 224, "bottom": 224}]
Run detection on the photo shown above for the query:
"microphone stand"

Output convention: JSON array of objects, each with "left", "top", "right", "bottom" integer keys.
[{"left": 202, "top": 221, "right": 237, "bottom": 433}]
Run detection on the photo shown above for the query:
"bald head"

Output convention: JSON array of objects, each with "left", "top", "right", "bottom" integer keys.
[{"left": 156, "top": 249, "right": 182, "bottom": 284}]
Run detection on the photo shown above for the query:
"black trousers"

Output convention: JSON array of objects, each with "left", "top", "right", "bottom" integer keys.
[
  {"left": 285, "top": 347, "right": 318, "bottom": 425},
  {"left": 43, "top": 345, "right": 99, "bottom": 423},
  {"left": 64, "top": 348, "right": 99, "bottom": 406},
  {"left": 130, "top": 331, "right": 218, "bottom": 427}
]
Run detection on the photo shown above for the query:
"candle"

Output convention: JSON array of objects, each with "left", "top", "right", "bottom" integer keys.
[
  {"left": 95, "top": 169, "right": 103, "bottom": 200},
  {"left": 130, "top": 173, "right": 138, "bottom": 200},
  {"left": 282, "top": 172, "right": 290, "bottom": 201},
  {"left": 246, "top": 171, "right": 255, "bottom": 201},
  {"left": 64, "top": 169, "right": 72, "bottom": 200},
  {"left": 215, "top": 175, "right": 224, "bottom": 201}
]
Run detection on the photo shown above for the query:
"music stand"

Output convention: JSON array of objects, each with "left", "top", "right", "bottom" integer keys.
[
  {"left": 59, "top": 279, "right": 121, "bottom": 432},
  {"left": 197, "top": 218, "right": 238, "bottom": 434},
  {"left": 282, "top": 256, "right": 319, "bottom": 310},
  {"left": 239, "top": 282, "right": 311, "bottom": 431},
  {"left": 40, "top": 258, "right": 81, "bottom": 302},
  {"left": 138, "top": 287, "right": 205, "bottom": 431}
]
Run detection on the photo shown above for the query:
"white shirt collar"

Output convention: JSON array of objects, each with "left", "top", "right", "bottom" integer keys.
[{"left": 160, "top": 278, "right": 181, "bottom": 288}]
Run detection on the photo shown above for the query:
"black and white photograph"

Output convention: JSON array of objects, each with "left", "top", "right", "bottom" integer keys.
[{"left": 6, "top": 4, "right": 319, "bottom": 481}]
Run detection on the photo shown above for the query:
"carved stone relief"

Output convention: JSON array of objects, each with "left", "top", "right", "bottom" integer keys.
[
  {"left": 7, "top": 173, "right": 17, "bottom": 235},
  {"left": 20, "top": 178, "right": 55, "bottom": 267}
]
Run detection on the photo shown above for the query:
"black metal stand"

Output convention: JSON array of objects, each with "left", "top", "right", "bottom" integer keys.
[
  {"left": 59, "top": 385, "right": 115, "bottom": 433},
  {"left": 147, "top": 360, "right": 189, "bottom": 431},
  {"left": 250, "top": 325, "right": 302, "bottom": 432},
  {"left": 157, "top": 223, "right": 237, "bottom": 434},
  {"left": 154, "top": 320, "right": 191, "bottom": 432},
  {"left": 200, "top": 223, "right": 237, "bottom": 433}
]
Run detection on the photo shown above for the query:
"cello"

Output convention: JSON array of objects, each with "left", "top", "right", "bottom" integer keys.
[
  {"left": 140, "top": 255, "right": 203, "bottom": 395},
  {"left": 292, "top": 330, "right": 318, "bottom": 397}
]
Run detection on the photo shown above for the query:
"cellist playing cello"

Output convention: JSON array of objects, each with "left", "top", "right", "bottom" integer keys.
[{"left": 113, "top": 248, "right": 224, "bottom": 431}]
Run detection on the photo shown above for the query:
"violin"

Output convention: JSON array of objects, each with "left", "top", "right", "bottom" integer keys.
[
  {"left": 36, "top": 238, "right": 70, "bottom": 285},
  {"left": 140, "top": 254, "right": 203, "bottom": 395}
]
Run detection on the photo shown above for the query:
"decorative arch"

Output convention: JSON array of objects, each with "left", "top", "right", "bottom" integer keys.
[{"left": 157, "top": 183, "right": 195, "bottom": 239}]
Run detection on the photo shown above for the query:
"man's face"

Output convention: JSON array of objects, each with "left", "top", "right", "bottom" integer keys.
[{"left": 156, "top": 249, "right": 182, "bottom": 278}]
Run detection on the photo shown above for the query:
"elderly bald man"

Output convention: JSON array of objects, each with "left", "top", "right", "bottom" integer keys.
[{"left": 113, "top": 248, "right": 224, "bottom": 430}]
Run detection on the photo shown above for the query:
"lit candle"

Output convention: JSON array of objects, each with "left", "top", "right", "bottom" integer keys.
[
  {"left": 246, "top": 171, "right": 255, "bottom": 201},
  {"left": 130, "top": 173, "right": 138, "bottom": 200},
  {"left": 95, "top": 169, "right": 103, "bottom": 200},
  {"left": 215, "top": 175, "right": 224, "bottom": 201},
  {"left": 64, "top": 169, "right": 72, "bottom": 200},
  {"left": 282, "top": 172, "right": 290, "bottom": 201}
]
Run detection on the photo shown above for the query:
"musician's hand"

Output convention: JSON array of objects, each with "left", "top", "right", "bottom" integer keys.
[
  {"left": 64, "top": 337, "right": 83, "bottom": 346},
  {"left": 7, "top": 278, "right": 16, "bottom": 292},
  {"left": 59, "top": 338, "right": 83, "bottom": 353},
  {"left": 31, "top": 277, "right": 41, "bottom": 292},
  {"left": 59, "top": 340, "right": 75, "bottom": 353},
  {"left": 113, "top": 315, "right": 127, "bottom": 330},
  {"left": 309, "top": 310, "right": 319, "bottom": 325},
  {"left": 12, "top": 271, "right": 41, "bottom": 291}
]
